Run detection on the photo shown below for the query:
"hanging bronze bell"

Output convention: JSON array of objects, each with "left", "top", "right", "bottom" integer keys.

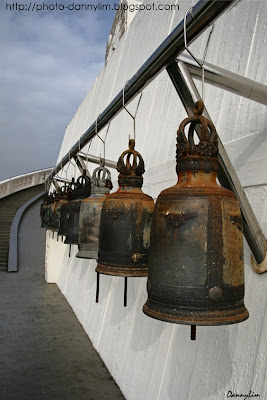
[
  {"left": 76, "top": 161, "right": 112, "bottom": 259},
  {"left": 143, "top": 101, "right": 249, "bottom": 329},
  {"left": 47, "top": 189, "right": 62, "bottom": 232},
  {"left": 64, "top": 171, "right": 91, "bottom": 245},
  {"left": 96, "top": 139, "right": 154, "bottom": 277},
  {"left": 40, "top": 192, "right": 54, "bottom": 228},
  {"left": 57, "top": 181, "right": 75, "bottom": 237}
]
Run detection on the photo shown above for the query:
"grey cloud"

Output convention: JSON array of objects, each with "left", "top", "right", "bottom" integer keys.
[{"left": 0, "top": 8, "right": 114, "bottom": 180}]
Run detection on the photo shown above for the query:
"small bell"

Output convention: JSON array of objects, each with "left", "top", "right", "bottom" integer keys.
[
  {"left": 58, "top": 181, "right": 75, "bottom": 237},
  {"left": 76, "top": 160, "right": 112, "bottom": 259},
  {"left": 40, "top": 192, "right": 54, "bottom": 228},
  {"left": 64, "top": 171, "right": 91, "bottom": 245},
  {"left": 96, "top": 139, "right": 154, "bottom": 277},
  {"left": 143, "top": 101, "right": 249, "bottom": 336},
  {"left": 47, "top": 189, "right": 62, "bottom": 232}
]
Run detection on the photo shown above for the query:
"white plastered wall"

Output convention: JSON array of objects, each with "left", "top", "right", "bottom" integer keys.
[{"left": 46, "top": 1, "right": 267, "bottom": 399}]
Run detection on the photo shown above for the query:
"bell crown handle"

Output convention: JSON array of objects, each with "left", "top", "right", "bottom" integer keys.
[
  {"left": 117, "top": 139, "right": 145, "bottom": 177},
  {"left": 177, "top": 101, "right": 218, "bottom": 158},
  {"left": 76, "top": 169, "right": 91, "bottom": 189},
  {"left": 67, "top": 177, "right": 77, "bottom": 192},
  {"left": 92, "top": 166, "right": 112, "bottom": 188}
]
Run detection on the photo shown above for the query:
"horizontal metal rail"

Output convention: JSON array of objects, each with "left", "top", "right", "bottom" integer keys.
[
  {"left": 167, "top": 60, "right": 266, "bottom": 265},
  {"left": 78, "top": 153, "right": 117, "bottom": 169},
  {"left": 46, "top": 0, "right": 235, "bottom": 183},
  {"left": 178, "top": 54, "right": 267, "bottom": 106}
]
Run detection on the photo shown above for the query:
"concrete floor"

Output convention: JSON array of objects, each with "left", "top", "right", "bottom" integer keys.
[{"left": 0, "top": 263, "right": 125, "bottom": 400}]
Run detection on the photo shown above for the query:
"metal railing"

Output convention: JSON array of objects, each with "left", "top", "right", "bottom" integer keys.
[
  {"left": 46, "top": 0, "right": 235, "bottom": 182},
  {"left": 44, "top": 0, "right": 266, "bottom": 266}
]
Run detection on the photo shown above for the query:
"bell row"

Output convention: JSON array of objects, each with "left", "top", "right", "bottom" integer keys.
[{"left": 40, "top": 101, "right": 249, "bottom": 339}]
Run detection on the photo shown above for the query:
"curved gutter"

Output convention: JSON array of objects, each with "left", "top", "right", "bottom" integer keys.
[{"left": 8, "top": 191, "right": 45, "bottom": 272}]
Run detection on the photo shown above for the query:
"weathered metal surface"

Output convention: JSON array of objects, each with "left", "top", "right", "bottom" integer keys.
[
  {"left": 77, "top": 164, "right": 112, "bottom": 259},
  {"left": 64, "top": 171, "right": 91, "bottom": 245},
  {"left": 143, "top": 101, "right": 249, "bottom": 326},
  {"left": 57, "top": 182, "right": 75, "bottom": 237},
  {"left": 40, "top": 193, "right": 54, "bottom": 228},
  {"left": 64, "top": 200, "right": 83, "bottom": 245},
  {"left": 58, "top": 201, "right": 71, "bottom": 237},
  {"left": 96, "top": 140, "right": 154, "bottom": 277},
  {"left": 46, "top": 190, "right": 62, "bottom": 232}
]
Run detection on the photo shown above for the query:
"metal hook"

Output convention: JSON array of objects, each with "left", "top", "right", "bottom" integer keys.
[
  {"left": 69, "top": 158, "right": 77, "bottom": 179},
  {"left": 97, "top": 133, "right": 105, "bottom": 164},
  {"left": 201, "top": 25, "right": 214, "bottom": 101},
  {"left": 183, "top": 7, "right": 214, "bottom": 102},
  {"left": 66, "top": 152, "right": 76, "bottom": 180},
  {"left": 85, "top": 140, "right": 92, "bottom": 163},
  {"left": 96, "top": 122, "right": 110, "bottom": 165},
  {"left": 122, "top": 83, "right": 143, "bottom": 142}
]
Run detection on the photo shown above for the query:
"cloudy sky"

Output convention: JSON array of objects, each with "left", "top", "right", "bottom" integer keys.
[{"left": 0, "top": 1, "right": 115, "bottom": 181}]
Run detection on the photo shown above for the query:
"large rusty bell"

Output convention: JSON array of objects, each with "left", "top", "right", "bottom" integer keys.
[
  {"left": 76, "top": 161, "right": 112, "bottom": 260},
  {"left": 64, "top": 170, "right": 91, "bottom": 246},
  {"left": 143, "top": 101, "right": 249, "bottom": 336},
  {"left": 96, "top": 139, "right": 154, "bottom": 277}
]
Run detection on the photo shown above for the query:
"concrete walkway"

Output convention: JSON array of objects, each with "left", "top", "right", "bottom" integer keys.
[{"left": 0, "top": 263, "right": 125, "bottom": 399}]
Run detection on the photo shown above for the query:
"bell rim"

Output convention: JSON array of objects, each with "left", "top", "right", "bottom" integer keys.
[
  {"left": 47, "top": 227, "right": 60, "bottom": 232},
  {"left": 143, "top": 301, "right": 249, "bottom": 326},
  {"left": 64, "top": 238, "right": 79, "bottom": 245},
  {"left": 96, "top": 262, "right": 148, "bottom": 277},
  {"left": 76, "top": 250, "right": 98, "bottom": 260}
]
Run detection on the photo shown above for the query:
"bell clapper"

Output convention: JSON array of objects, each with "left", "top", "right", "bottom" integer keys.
[
  {"left": 96, "top": 272, "right": 100, "bottom": 303},
  {"left": 61, "top": 236, "right": 63, "bottom": 242},
  {"left": 124, "top": 277, "right": 128, "bottom": 307},
  {"left": 57, "top": 233, "right": 59, "bottom": 241},
  {"left": 69, "top": 244, "right": 71, "bottom": 258},
  {"left": 191, "top": 325, "right": 196, "bottom": 340}
]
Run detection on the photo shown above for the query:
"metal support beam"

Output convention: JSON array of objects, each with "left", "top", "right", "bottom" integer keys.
[
  {"left": 74, "top": 155, "right": 91, "bottom": 178},
  {"left": 46, "top": 0, "right": 235, "bottom": 183},
  {"left": 54, "top": 177, "right": 72, "bottom": 185},
  {"left": 52, "top": 179, "right": 60, "bottom": 191},
  {"left": 77, "top": 153, "right": 117, "bottom": 170},
  {"left": 178, "top": 54, "right": 267, "bottom": 106},
  {"left": 166, "top": 60, "right": 266, "bottom": 265}
]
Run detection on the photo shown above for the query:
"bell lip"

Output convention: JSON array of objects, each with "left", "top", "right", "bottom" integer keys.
[
  {"left": 47, "top": 227, "right": 60, "bottom": 232},
  {"left": 76, "top": 250, "right": 98, "bottom": 260},
  {"left": 143, "top": 301, "right": 249, "bottom": 326},
  {"left": 58, "top": 230, "right": 67, "bottom": 236},
  {"left": 64, "top": 238, "right": 79, "bottom": 245},
  {"left": 96, "top": 262, "right": 148, "bottom": 277}
]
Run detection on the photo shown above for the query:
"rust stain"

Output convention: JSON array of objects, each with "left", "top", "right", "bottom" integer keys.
[{"left": 165, "top": 211, "right": 198, "bottom": 228}]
